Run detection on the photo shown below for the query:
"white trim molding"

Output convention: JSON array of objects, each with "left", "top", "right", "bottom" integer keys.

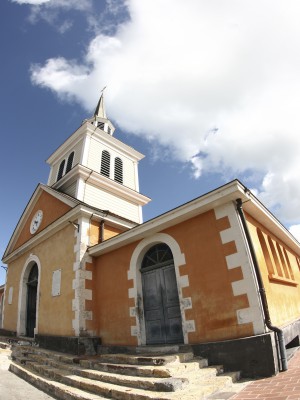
[
  {"left": 72, "top": 217, "right": 94, "bottom": 336},
  {"left": 214, "top": 202, "right": 265, "bottom": 335},
  {"left": 17, "top": 254, "right": 41, "bottom": 337},
  {"left": 127, "top": 233, "right": 194, "bottom": 345}
]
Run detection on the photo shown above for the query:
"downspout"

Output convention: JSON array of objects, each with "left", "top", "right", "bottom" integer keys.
[
  {"left": 99, "top": 220, "right": 105, "bottom": 243},
  {"left": 236, "top": 198, "right": 288, "bottom": 372}
]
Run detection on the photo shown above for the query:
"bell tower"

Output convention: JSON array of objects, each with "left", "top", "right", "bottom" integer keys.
[{"left": 46, "top": 93, "right": 150, "bottom": 224}]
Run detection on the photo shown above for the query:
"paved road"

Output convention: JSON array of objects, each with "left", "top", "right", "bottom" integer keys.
[{"left": 0, "top": 348, "right": 55, "bottom": 400}]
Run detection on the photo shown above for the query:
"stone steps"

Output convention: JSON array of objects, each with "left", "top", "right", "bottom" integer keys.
[
  {"left": 10, "top": 344, "right": 241, "bottom": 400},
  {"left": 9, "top": 362, "right": 108, "bottom": 400},
  {"left": 80, "top": 357, "right": 209, "bottom": 378},
  {"left": 27, "top": 360, "right": 187, "bottom": 392}
]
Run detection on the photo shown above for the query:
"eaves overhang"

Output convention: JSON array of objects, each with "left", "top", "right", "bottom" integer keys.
[
  {"left": 88, "top": 179, "right": 300, "bottom": 257},
  {"left": 52, "top": 164, "right": 151, "bottom": 206}
]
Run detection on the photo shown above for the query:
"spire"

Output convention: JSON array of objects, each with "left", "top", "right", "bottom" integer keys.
[
  {"left": 94, "top": 87, "right": 107, "bottom": 119},
  {"left": 89, "top": 87, "right": 115, "bottom": 136}
]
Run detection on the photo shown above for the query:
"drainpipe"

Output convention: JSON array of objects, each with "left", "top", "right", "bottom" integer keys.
[
  {"left": 236, "top": 198, "right": 288, "bottom": 372},
  {"left": 99, "top": 220, "right": 105, "bottom": 243}
]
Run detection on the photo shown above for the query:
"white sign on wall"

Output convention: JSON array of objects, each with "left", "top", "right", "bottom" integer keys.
[
  {"left": 8, "top": 287, "right": 13, "bottom": 304},
  {"left": 52, "top": 269, "right": 61, "bottom": 297}
]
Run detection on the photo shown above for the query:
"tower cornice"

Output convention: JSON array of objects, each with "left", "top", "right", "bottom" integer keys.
[{"left": 46, "top": 121, "right": 144, "bottom": 165}]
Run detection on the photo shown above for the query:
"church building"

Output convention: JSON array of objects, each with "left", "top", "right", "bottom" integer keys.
[{"left": 2, "top": 95, "right": 300, "bottom": 378}]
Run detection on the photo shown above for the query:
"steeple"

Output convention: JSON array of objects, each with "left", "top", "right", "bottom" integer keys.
[
  {"left": 94, "top": 91, "right": 107, "bottom": 119},
  {"left": 46, "top": 90, "right": 150, "bottom": 224},
  {"left": 86, "top": 89, "right": 115, "bottom": 136}
]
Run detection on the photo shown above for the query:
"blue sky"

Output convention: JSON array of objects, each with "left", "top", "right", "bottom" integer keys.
[{"left": 1, "top": 0, "right": 300, "bottom": 285}]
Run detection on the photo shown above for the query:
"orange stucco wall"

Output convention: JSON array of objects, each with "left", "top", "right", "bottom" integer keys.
[
  {"left": 92, "top": 242, "right": 139, "bottom": 345},
  {"left": 12, "top": 191, "right": 71, "bottom": 252},
  {"left": 92, "top": 209, "right": 253, "bottom": 345},
  {"left": 104, "top": 225, "right": 124, "bottom": 241},
  {"left": 89, "top": 221, "right": 124, "bottom": 247},
  {"left": 3, "top": 225, "right": 76, "bottom": 336},
  {"left": 164, "top": 211, "right": 253, "bottom": 342},
  {"left": 246, "top": 213, "right": 300, "bottom": 327}
]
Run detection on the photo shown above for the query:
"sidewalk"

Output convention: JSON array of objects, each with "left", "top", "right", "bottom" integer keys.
[
  {"left": 230, "top": 349, "right": 300, "bottom": 400},
  {"left": 0, "top": 347, "right": 55, "bottom": 400}
]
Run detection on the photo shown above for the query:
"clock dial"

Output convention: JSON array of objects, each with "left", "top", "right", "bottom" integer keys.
[{"left": 30, "top": 210, "right": 43, "bottom": 234}]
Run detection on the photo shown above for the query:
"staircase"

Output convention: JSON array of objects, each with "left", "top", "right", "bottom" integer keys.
[{"left": 9, "top": 343, "right": 243, "bottom": 400}]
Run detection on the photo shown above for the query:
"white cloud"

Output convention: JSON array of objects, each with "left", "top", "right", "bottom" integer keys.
[
  {"left": 11, "top": 0, "right": 94, "bottom": 32},
  {"left": 11, "top": 0, "right": 50, "bottom": 4},
  {"left": 289, "top": 225, "right": 300, "bottom": 243},
  {"left": 30, "top": 0, "right": 300, "bottom": 224}
]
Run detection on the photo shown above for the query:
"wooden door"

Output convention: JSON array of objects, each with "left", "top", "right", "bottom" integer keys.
[
  {"left": 26, "top": 263, "right": 38, "bottom": 338},
  {"left": 141, "top": 244, "right": 183, "bottom": 345}
]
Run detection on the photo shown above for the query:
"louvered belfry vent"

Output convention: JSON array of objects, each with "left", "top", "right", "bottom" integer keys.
[
  {"left": 66, "top": 151, "right": 74, "bottom": 173},
  {"left": 57, "top": 160, "right": 65, "bottom": 181},
  {"left": 97, "top": 122, "right": 105, "bottom": 130},
  {"left": 114, "top": 157, "right": 123, "bottom": 184},
  {"left": 100, "top": 150, "right": 111, "bottom": 177}
]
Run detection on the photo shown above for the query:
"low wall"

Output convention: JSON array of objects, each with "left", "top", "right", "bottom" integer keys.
[
  {"left": 35, "top": 334, "right": 101, "bottom": 356},
  {"left": 192, "top": 333, "right": 278, "bottom": 378}
]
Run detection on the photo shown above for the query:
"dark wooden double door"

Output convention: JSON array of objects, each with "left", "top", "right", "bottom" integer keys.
[
  {"left": 26, "top": 263, "right": 38, "bottom": 337},
  {"left": 142, "top": 262, "right": 184, "bottom": 345}
]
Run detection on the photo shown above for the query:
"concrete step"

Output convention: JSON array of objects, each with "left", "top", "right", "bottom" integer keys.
[
  {"left": 27, "top": 360, "right": 187, "bottom": 392},
  {"left": 9, "top": 343, "right": 242, "bottom": 400},
  {"left": 80, "top": 360, "right": 172, "bottom": 378},
  {"left": 10, "top": 360, "right": 242, "bottom": 400},
  {"left": 80, "top": 356, "right": 208, "bottom": 378},
  {"left": 87, "top": 353, "right": 193, "bottom": 366},
  {"left": 9, "top": 362, "right": 107, "bottom": 400}
]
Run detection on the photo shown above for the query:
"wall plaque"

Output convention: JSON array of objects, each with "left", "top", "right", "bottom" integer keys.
[{"left": 52, "top": 269, "right": 61, "bottom": 297}]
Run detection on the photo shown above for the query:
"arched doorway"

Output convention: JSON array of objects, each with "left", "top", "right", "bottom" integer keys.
[
  {"left": 26, "top": 263, "right": 38, "bottom": 337},
  {"left": 141, "top": 243, "right": 184, "bottom": 344}
]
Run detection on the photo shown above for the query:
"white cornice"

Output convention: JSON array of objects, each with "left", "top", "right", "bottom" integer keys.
[
  {"left": 3, "top": 206, "right": 83, "bottom": 264},
  {"left": 88, "top": 180, "right": 300, "bottom": 257},
  {"left": 3, "top": 204, "right": 136, "bottom": 264},
  {"left": 87, "top": 169, "right": 151, "bottom": 205},
  {"left": 52, "top": 164, "right": 151, "bottom": 206},
  {"left": 2, "top": 184, "right": 80, "bottom": 260},
  {"left": 46, "top": 122, "right": 144, "bottom": 165}
]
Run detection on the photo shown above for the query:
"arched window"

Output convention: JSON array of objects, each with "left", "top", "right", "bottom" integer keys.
[
  {"left": 97, "top": 122, "right": 105, "bottom": 130},
  {"left": 100, "top": 150, "right": 110, "bottom": 177},
  {"left": 114, "top": 157, "right": 123, "bottom": 184},
  {"left": 141, "top": 243, "right": 173, "bottom": 270},
  {"left": 57, "top": 159, "right": 65, "bottom": 181},
  {"left": 268, "top": 237, "right": 284, "bottom": 277},
  {"left": 66, "top": 151, "right": 74, "bottom": 174},
  {"left": 28, "top": 263, "right": 39, "bottom": 285},
  {"left": 257, "top": 228, "right": 275, "bottom": 275}
]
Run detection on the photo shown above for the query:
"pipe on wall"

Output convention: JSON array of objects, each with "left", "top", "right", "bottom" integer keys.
[
  {"left": 236, "top": 198, "right": 288, "bottom": 372},
  {"left": 100, "top": 220, "right": 105, "bottom": 243}
]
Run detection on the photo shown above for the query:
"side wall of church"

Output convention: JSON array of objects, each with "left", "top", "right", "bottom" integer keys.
[
  {"left": 92, "top": 241, "right": 139, "bottom": 345},
  {"left": 3, "top": 225, "right": 76, "bottom": 336},
  {"left": 246, "top": 213, "right": 300, "bottom": 327},
  {"left": 92, "top": 204, "right": 260, "bottom": 346}
]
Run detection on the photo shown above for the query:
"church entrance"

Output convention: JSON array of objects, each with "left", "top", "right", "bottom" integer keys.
[
  {"left": 141, "top": 244, "right": 184, "bottom": 345},
  {"left": 26, "top": 263, "right": 38, "bottom": 337}
]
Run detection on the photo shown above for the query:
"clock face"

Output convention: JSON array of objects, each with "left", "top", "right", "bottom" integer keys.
[{"left": 30, "top": 210, "right": 43, "bottom": 234}]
